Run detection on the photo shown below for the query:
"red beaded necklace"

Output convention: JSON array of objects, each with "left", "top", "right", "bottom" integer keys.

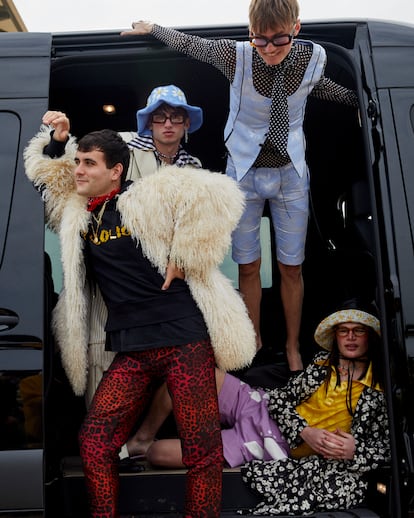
[{"left": 87, "top": 188, "right": 120, "bottom": 212}]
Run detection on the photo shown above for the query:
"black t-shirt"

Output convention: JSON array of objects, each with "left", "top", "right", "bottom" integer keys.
[{"left": 84, "top": 187, "right": 208, "bottom": 352}]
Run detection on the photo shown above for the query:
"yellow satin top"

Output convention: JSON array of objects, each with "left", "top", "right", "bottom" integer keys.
[{"left": 291, "top": 362, "right": 380, "bottom": 458}]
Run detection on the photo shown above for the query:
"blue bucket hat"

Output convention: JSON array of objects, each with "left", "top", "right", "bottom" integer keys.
[{"left": 137, "top": 85, "right": 203, "bottom": 136}]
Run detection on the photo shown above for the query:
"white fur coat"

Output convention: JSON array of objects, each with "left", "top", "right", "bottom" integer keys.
[{"left": 24, "top": 128, "right": 256, "bottom": 395}]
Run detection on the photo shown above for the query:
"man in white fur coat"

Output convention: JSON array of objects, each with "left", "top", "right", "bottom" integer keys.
[{"left": 24, "top": 111, "right": 256, "bottom": 518}]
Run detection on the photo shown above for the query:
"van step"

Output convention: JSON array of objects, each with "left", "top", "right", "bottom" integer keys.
[
  {"left": 61, "top": 456, "right": 259, "bottom": 517},
  {"left": 60, "top": 457, "right": 380, "bottom": 518}
]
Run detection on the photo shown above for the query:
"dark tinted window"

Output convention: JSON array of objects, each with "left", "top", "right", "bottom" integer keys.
[
  {"left": 0, "top": 370, "right": 42, "bottom": 450},
  {"left": 0, "top": 112, "right": 20, "bottom": 266}
]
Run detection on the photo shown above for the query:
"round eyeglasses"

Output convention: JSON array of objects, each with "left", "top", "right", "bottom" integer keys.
[
  {"left": 335, "top": 326, "right": 368, "bottom": 337},
  {"left": 151, "top": 113, "right": 185, "bottom": 124},
  {"left": 249, "top": 30, "right": 294, "bottom": 48}
]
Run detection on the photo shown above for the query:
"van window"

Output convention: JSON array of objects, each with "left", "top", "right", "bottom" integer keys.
[
  {"left": 45, "top": 229, "right": 63, "bottom": 293},
  {"left": 0, "top": 112, "right": 20, "bottom": 264},
  {"left": 219, "top": 216, "right": 273, "bottom": 288},
  {"left": 46, "top": 214, "right": 273, "bottom": 293}
]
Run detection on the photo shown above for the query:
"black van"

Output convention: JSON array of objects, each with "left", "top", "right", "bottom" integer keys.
[{"left": 0, "top": 19, "right": 413, "bottom": 517}]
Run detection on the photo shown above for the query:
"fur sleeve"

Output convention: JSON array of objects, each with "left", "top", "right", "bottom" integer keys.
[
  {"left": 168, "top": 167, "right": 244, "bottom": 277},
  {"left": 24, "top": 126, "right": 78, "bottom": 232},
  {"left": 120, "top": 165, "right": 245, "bottom": 279}
]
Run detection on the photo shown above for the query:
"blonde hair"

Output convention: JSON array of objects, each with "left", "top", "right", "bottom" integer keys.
[{"left": 249, "top": 0, "right": 299, "bottom": 33}]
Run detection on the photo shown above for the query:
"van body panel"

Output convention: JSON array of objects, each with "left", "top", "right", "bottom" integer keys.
[
  {"left": 365, "top": 22, "right": 414, "bottom": 88},
  {"left": 0, "top": 33, "right": 51, "bottom": 513},
  {"left": 0, "top": 449, "right": 43, "bottom": 510},
  {"left": 357, "top": 26, "right": 414, "bottom": 513},
  {"left": 368, "top": 20, "right": 414, "bottom": 46},
  {"left": 0, "top": 102, "right": 48, "bottom": 342},
  {"left": 376, "top": 88, "right": 414, "bottom": 344},
  {"left": 0, "top": 33, "right": 51, "bottom": 98},
  {"left": 0, "top": 33, "right": 51, "bottom": 342}
]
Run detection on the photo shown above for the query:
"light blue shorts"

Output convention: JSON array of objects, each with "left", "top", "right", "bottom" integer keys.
[{"left": 228, "top": 162, "right": 310, "bottom": 266}]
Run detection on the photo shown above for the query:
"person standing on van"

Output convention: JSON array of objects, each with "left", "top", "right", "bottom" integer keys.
[
  {"left": 24, "top": 112, "right": 256, "bottom": 517},
  {"left": 122, "top": 0, "right": 359, "bottom": 373},
  {"left": 87, "top": 84, "right": 205, "bottom": 406}
]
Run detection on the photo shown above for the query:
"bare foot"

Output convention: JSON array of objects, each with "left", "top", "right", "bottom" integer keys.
[
  {"left": 126, "top": 436, "right": 154, "bottom": 458},
  {"left": 286, "top": 345, "right": 303, "bottom": 372}
]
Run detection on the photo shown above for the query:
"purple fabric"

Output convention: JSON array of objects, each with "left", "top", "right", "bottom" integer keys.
[{"left": 218, "top": 373, "right": 289, "bottom": 467}]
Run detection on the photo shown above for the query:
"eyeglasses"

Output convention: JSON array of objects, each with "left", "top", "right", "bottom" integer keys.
[
  {"left": 151, "top": 113, "right": 185, "bottom": 124},
  {"left": 335, "top": 326, "right": 368, "bottom": 337},
  {"left": 249, "top": 30, "right": 295, "bottom": 48}
]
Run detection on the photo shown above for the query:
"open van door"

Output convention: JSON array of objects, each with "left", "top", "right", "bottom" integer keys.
[
  {"left": 357, "top": 20, "right": 414, "bottom": 516},
  {"left": 0, "top": 32, "right": 51, "bottom": 513}
]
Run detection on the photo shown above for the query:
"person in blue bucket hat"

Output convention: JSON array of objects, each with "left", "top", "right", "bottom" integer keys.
[
  {"left": 119, "top": 84, "right": 203, "bottom": 176},
  {"left": 85, "top": 86, "right": 204, "bottom": 408},
  {"left": 137, "top": 84, "right": 203, "bottom": 136}
]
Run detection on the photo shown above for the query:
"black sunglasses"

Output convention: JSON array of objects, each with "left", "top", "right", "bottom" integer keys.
[{"left": 249, "top": 29, "right": 295, "bottom": 48}]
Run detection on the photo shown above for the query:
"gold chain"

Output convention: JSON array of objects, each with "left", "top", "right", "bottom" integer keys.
[{"left": 91, "top": 200, "right": 109, "bottom": 244}]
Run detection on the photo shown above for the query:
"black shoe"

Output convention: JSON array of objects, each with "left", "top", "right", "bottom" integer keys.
[{"left": 118, "top": 457, "right": 146, "bottom": 473}]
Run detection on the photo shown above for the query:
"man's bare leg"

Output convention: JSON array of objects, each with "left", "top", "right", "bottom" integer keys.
[
  {"left": 127, "top": 369, "right": 226, "bottom": 460},
  {"left": 238, "top": 258, "right": 262, "bottom": 349},
  {"left": 278, "top": 261, "right": 303, "bottom": 372}
]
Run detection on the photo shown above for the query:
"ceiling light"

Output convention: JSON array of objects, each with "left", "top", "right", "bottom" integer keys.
[{"left": 103, "top": 104, "right": 116, "bottom": 115}]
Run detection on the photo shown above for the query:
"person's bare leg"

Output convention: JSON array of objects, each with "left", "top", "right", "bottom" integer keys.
[
  {"left": 214, "top": 368, "right": 226, "bottom": 393},
  {"left": 148, "top": 369, "right": 226, "bottom": 468},
  {"left": 146, "top": 438, "right": 185, "bottom": 468},
  {"left": 146, "top": 369, "right": 226, "bottom": 468},
  {"left": 126, "top": 382, "right": 172, "bottom": 457},
  {"left": 128, "top": 368, "right": 226, "bottom": 459},
  {"left": 238, "top": 258, "right": 262, "bottom": 349},
  {"left": 278, "top": 261, "right": 303, "bottom": 372}
]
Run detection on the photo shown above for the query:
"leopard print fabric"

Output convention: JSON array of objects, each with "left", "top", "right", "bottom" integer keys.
[{"left": 79, "top": 340, "right": 223, "bottom": 517}]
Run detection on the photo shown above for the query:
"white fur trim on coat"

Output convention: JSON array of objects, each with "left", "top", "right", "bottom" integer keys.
[
  {"left": 25, "top": 133, "right": 256, "bottom": 395},
  {"left": 118, "top": 166, "right": 257, "bottom": 372}
]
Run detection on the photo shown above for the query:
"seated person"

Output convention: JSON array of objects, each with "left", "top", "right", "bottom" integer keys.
[
  {"left": 243, "top": 297, "right": 390, "bottom": 514},
  {"left": 127, "top": 367, "right": 289, "bottom": 468},
  {"left": 126, "top": 298, "right": 390, "bottom": 514}
]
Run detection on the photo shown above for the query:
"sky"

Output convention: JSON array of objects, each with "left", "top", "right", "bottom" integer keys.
[{"left": 13, "top": 0, "right": 414, "bottom": 33}]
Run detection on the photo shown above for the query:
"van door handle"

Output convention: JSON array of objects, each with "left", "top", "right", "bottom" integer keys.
[{"left": 0, "top": 310, "right": 19, "bottom": 331}]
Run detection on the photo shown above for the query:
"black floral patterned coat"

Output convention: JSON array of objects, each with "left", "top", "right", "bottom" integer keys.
[{"left": 241, "top": 352, "right": 390, "bottom": 515}]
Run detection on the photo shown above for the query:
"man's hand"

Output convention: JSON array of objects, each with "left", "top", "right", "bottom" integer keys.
[
  {"left": 300, "top": 426, "right": 355, "bottom": 460},
  {"left": 42, "top": 111, "right": 70, "bottom": 142},
  {"left": 162, "top": 262, "right": 185, "bottom": 290},
  {"left": 120, "top": 21, "right": 154, "bottom": 37}
]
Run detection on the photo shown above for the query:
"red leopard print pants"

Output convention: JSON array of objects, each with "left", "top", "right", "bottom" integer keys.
[{"left": 79, "top": 340, "right": 223, "bottom": 518}]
